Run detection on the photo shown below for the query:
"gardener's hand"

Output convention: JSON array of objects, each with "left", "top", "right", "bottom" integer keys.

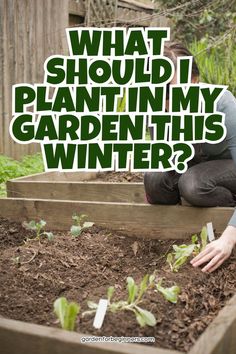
[{"left": 190, "top": 225, "right": 236, "bottom": 273}]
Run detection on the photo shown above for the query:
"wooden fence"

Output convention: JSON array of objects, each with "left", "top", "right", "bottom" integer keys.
[{"left": 0, "top": 0, "right": 162, "bottom": 159}]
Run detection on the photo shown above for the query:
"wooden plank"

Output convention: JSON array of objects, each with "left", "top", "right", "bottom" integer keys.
[
  {"left": 68, "top": 0, "right": 85, "bottom": 16},
  {"left": 0, "top": 198, "right": 233, "bottom": 239},
  {"left": 0, "top": 0, "right": 3, "bottom": 155},
  {"left": 189, "top": 294, "right": 236, "bottom": 354},
  {"left": 1, "top": 297, "right": 236, "bottom": 354},
  {"left": 7, "top": 181, "right": 145, "bottom": 203},
  {"left": 2, "top": 0, "right": 11, "bottom": 157},
  {"left": 0, "top": 0, "right": 69, "bottom": 159},
  {"left": 9, "top": 171, "right": 98, "bottom": 182},
  {"left": 0, "top": 318, "right": 181, "bottom": 354},
  {"left": 119, "top": 0, "right": 154, "bottom": 11}
]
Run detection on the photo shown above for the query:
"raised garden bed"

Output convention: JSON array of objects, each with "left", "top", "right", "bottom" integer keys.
[
  {"left": 5, "top": 171, "right": 235, "bottom": 238},
  {"left": 0, "top": 217, "right": 236, "bottom": 354},
  {"left": 7, "top": 171, "right": 145, "bottom": 203}
]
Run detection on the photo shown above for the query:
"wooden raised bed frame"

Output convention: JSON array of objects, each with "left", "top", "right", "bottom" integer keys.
[
  {"left": 5, "top": 171, "right": 235, "bottom": 238},
  {"left": 1, "top": 293, "right": 236, "bottom": 354},
  {"left": 1, "top": 171, "right": 236, "bottom": 354}
]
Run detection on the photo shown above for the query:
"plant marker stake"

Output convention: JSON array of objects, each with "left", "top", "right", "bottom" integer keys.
[
  {"left": 93, "top": 299, "right": 108, "bottom": 329},
  {"left": 207, "top": 222, "right": 215, "bottom": 242}
]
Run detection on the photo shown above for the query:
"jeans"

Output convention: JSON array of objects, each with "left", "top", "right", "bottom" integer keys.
[{"left": 144, "top": 160, "right": 236, "bottom": 207}]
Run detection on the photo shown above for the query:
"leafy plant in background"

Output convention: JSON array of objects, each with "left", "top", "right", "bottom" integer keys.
[
  {"left": 0, "top": 153, "right": 44, "bottom": 197},
  {"left": 167, "top": 226, "right": 208, "bottom": 272},
  {"left": 156, "top": 0, "right": 235, "bottom": 43},
  {"left": 189, "top": 35, "right": 236, "bottom": 96},
  {"left": 155, "top": 1, "right": 236, "bottom": 96},
  {"left": 54, "top": 297, "right": 80, "bottom": 331},
  {"left": 23, "top": 219, "right": 54, "bottom": 242},
  {"left": 70, "top": 213, "right": 94, "bottom": 238}
]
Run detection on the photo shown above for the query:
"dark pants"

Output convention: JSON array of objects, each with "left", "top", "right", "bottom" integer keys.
[{"left": 144, "top": 160, "right": 236, "bottom": 207}]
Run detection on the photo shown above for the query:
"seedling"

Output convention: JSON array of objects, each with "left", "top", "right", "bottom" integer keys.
[
  {"left": 167, "top": 226, "right": 208, "bottom": 272},
  {"left": 190, "top": 226, "right": 208, "bottom": 255},
  {"left": 70, "top": 213, "right": 94, "bottom": 238},
  {"left": 167, "top": 244, "right": 196, "bottom": 272},
  {"left": 83, "top": 275, "right": 157, "bottom": 327},
  {"left": 156, "top": 279, "right": 181, "bottom": 304},
  {"left": 23, "top": 220, "right": 54, "bottom": 242},
  {"left": 53, "top": 297, "right": 80, "bottom": 331}
]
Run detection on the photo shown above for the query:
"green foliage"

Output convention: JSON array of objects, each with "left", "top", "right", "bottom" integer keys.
[
  {"left": 156, "top": 0, "right": 235, "bottom": 43},
  {"left": 189, "top": 37, "right": 236, "bottom": 96},
  {"left": 70, "top": 213, "right": 94, "bottom": 237},
  {"left": 200, "top": 226, "right": 208, "bottom": 251},
  {"left": 23, "top": 219, "right": 54, "bottom": 242},
  {"left": 0, "top": 153, "right": 44, "bottom": 197},
  {"left": 167, "top": 226, "right": 208, "bottom": 272},
  {"left": 156, "top": 1, "right": 236, "bottom": 96},
  {"left": 167, "top": 244, "right": 196, "bottom": 272},
  {"left": 53, "top": 297, "right": 80, "bottom": 331},
  {"left": 156, "top": 279, "right": 181, "bottom": 304},
  {"left": 117, "top": 93, "right": 126, "bottom": 112}
]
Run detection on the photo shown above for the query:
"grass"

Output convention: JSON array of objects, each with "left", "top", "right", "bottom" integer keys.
[
  {"left": 0, "top": 153, "right": 44, "bottom": 197},
  {"left": 189, "top": 36, "right": 236, "bottom": 96}
]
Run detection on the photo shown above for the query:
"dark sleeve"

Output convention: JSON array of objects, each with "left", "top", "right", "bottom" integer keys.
[{"left": 218, "top": 91, "right": 236, "bottom": 227}]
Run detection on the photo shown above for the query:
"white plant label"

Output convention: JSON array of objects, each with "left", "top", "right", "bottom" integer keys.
[
  {"left": 93, "top": 299, "right": 108, "bottom": 329},
  {"left": 207, "top": 222, "right": 215, "bottom": 242}
]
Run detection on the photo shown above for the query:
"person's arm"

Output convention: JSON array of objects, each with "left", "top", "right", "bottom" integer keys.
[{"left": 191, "top": 90, "right": 236, "bottom": 272}]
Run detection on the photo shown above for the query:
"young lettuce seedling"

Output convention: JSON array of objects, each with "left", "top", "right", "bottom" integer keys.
[
  {"left": 83, "top": 275, "right": 157, "bottom": 328},
  {"left": 156, "top": 279, "right": 181, "bottom": 304},
  {"left": 70, "top": 213, "right": 94, "bottom": 238},
  {"left": 23, "top": 220, "right": 54, "bottom": 242},
  {"left": 53, "top": 297, "right": 80, "bottom": 331},
  {"left": 167, "top": 226, "right": 208, "bottom": 272}
]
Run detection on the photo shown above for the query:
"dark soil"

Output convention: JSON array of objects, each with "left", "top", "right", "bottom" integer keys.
[
  {"left": 0, "top": 217, "right": 235, "bottom": 352},
  {"left": 96, "top": 171, "right": 143, "bottom": 182}
]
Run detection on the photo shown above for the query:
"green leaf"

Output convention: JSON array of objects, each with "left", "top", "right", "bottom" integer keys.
[
  {"left": 200, "top": 226, "right": 208, "bottom": 251},
  {"left": 109, "top": 300, "right": 127, "bottom": 312},
  {"left": 173, "top": 256, "right": 188, "bottom": 272},
  {"left": 79, "top": 214, "right": 88, "bottom": 220},
  {"left": 23, "top": 220, "right": 37, "bottom": 231},
  {"left": 117, "top": 93, "right": 126, "bottom": 112},
  {"left": 72, "top": 214, "right": 79, "bottom": 223},
  {"left": 38, "top": 220, "right": 46, "bottom": 229},
  {"left": 70, "top": 225, "right": 82, "bottom": 237},
  {"left": 53, "top": 297, "right": 80, "bottom": 331},
  {"left": 83, "top": 222, "right": 94, "bottom": 229},
  {"left": 64, "top": 302, "right": 80, "bottom": 331},
  {"left": 72, "top": 213, "right": 88, "bottom": 226},
  {"left": 43, "top": 232, "right": 54, "bottom": 241},
  {"left": 107, "top": 286, "right": 115, "bottom": 301},
  {"left": 168, "top": 243, "right": 196, "bottom": 272},
  {"left": 137, "top": 274, "right": 149, "bottom": 301},
  {"left": 135, "top": 306, "right": 156, "bottom": 327},
  {"left": 149, "top": 273, "right": 156, "bottom": 286},
  {"left": 173, "top": 244, "right": 195, "bottom": 259},
  {"left": 156, "top": 284, "right": 181, "bottom": 304},
  {"left": 54, "top": 297, "right": 67, "bottom": 329},
  {"left": 135, "top": 311, "right": 146, "bottom": 327},
  {"left": 127, "top": 277, "right": 138, "bottom": 304},
  {"left": 191, "top": 234, "right": 198, "bottom": 244},
  {"left": 166, "top": 253, "right": 173, "bottom": 270}
]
